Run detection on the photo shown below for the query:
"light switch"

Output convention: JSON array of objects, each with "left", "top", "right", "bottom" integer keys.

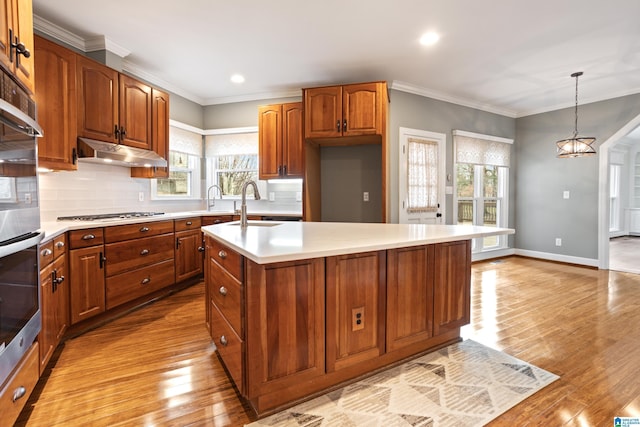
[
  {"left": 563, "top": 191, "right": 570, "bottom": 199},
  {"left": 363, "top": 192, "right": 369, "bottom": 202}
]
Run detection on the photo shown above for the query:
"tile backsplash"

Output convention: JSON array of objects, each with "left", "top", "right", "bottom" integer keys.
[{"left": 39, "top": 162, "right": 302, "bottom": 222}]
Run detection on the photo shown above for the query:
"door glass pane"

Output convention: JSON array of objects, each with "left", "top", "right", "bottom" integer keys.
[{"left": 456, "top": 163, "right": 474, "bottom": 225}]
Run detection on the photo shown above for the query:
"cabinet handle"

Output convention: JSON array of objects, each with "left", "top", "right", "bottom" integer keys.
[
  {"left": 141, "top": 277, "right": 151, "bottom": 285},
  {"left": 114, "top": 125, "right": 120, "bottom": 140},
  {"left": 140, "top": 249, "right": 150, "bottom": 255},
  {"left": 197, "top": 246, "right": 205, "bottom": 252},
  {"left": 55, "top": 275, "right": 65, "bottom": 285},
  {"left": 214, "top": 219, "right": 222, "bottom": 224},
  {"left": 12, "top": 386, "right": 26, "bottom": 402},
  {"left": 120, "top": 127, "right": 126, "bottom": 139},
  {"left": 41, "top": 248, "right": 52, "bottom": 257},
  {"left": 56, "top": 241, "right": 65, "bottom": 249},
  {"left": 82, "top": 234, "right": 96, "bottom": 240},
  {"left": 186, "top": 221, "right": 193, "bottom": 226},
  {"left": 100, "top": 252, "right": 106, "bottom": 269},
  {"left": 218, "top": 250, "right": 227, "bottom": 259},
  {"left": 343, "top": 119, "right": 347, "bottom": 132},
  {"left": 219, "top": 335, "right": 228, "bottom": 347},
  {"left": 282, "top": 165, "right": 287, "bottom": 175},
  {"left": 139, "top": 227, "right": 150, "bottom": 232},
  {"left": 219, "top": 286, "right": 228, "bottom": 296},
  {"left": 336, "top": 119, "right": 341, "bottom": 132}
]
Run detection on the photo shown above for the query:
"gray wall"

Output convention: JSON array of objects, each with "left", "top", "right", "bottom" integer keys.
[
  {"left": 388, "top": 90, "right": 516, "bottom": 228},
  {"left": 170, "top": 94, "right": 204, "bottom": 128},
  {"left": 321, "top": 145, "right": 382, "bottom": 223},
  {"left": 514, "top": 93, "right": 640, "bottom": 259},
  {"left": 203, "top": 97, "right": 301, "bottom": 129}
]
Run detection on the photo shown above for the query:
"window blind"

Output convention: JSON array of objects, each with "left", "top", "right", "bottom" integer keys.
[
  {"left": 205, "top": 132, "right": 258, "bottom": 157},
  {"left": 170, "top": 126, "right": 202, "bottom": 156},
  {"left": 453, "top": 130, "right": 513, "bottom": 167}
]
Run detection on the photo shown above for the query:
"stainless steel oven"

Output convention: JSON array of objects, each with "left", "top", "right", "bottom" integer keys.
[{"left": 0, "top": 68, "right": 44, "bottom": 388}]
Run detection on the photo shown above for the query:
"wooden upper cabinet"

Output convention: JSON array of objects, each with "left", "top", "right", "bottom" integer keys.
[
  {"left": 34, "top": 35, "right": 78, "bottom": 171},
  {"left": 304, "top": 81, "right": 386, "bottom": 139},
  {"left": 131, "top": 87, "right": 170, "bottom": 178},
  {"left": 77, "top": 55, "right": 119, "bottom": 143},
  {"left": 119, "top": 74, "right": 152, "bottom": 150},
  {"left": 1, "top": 0, "right": 35, "bottom": 94},
  {"left": 258, "top": 102, "right": 303, "bottom": 179}
]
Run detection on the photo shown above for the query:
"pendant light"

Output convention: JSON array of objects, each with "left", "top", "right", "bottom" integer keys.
[{"left": 556, "top": 71, "right": 596, "bottom": 158}]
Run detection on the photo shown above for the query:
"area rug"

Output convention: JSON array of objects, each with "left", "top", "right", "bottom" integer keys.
[{"left": 246, "top": 339, "right": 559, "bottom": 427}]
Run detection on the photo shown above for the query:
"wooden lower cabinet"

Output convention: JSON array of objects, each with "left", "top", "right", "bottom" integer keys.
[
  {"left": 326, "top": 251, "right": 385, "bottom": 372},
  {"left": 175, "top": 229, "right": 203, "bottom": 282},
  {"left": 0, "top": 343, "right": 39, "bottom": 427},
  {"left": 69, "top": 244, "right": 106, "bottom": 325},
  {"left": 204, "top": 238, "right": 472, "bottom": 416},
  {"left": 39, "top": 254, "right": 68, "bottom": 371}
]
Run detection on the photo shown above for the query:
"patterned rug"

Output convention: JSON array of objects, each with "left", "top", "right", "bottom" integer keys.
[{"left": 246, "top": 339, "right": 559, "bottom": 427}]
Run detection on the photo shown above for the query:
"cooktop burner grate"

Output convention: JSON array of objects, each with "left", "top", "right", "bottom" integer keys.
[{"left": 57, "top": 212, "right": 165, "bottom": 221}]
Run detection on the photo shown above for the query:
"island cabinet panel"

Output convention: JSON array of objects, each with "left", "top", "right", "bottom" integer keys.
[
  {"left": 209, "top": 260, "right": 243, "bottom": 336},
  {"left": 245, "top": 258, "right": 325, "bottom": 400},
  {"left": 386, "top": 245, "right": 435, "bottom": 352},
  {"left": 325, "top": 251, "right": 386, "bottom": 372},
  {"left": 209, "top": 301, "right": 244, "bottom": 390},
  {"left": 433, "top": 240, "right": 471, "bottom": 335}
]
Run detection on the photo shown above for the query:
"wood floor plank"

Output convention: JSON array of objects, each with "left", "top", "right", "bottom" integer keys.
[{"left": 15, "top": 256, "right": 640, "bottom": 426}]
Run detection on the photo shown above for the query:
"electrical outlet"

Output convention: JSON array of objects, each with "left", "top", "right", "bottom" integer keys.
[
  {"left": 563, "top": 191, "right": 570, "bottom": 199},
  {"left": 269, "top": 192, "right": 275, "bottom": 201},
  {"left": 296, "top": 192, "right": 302, "bottom": 202},
  {"left": 555, "top": 238, "right": 562, "bottom": 246},
  {"left": 363, "top": 192, "right": 369, "bottom": 202},
  {"left": 24, "top": 193, "right": 31, "bottom": 204},
  {"left": 352, "top": 307, "right": 364, "bottom": 331},
  {"left": 138, "top": 192, "right": 144, "bottom": 202}
]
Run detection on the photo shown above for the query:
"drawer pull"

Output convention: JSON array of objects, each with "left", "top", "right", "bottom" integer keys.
[
  {"left": 82, "top": 234, "right": 96, "bottom": 240},
  {"left": 186, "top": 221, "right": 193, "bottom": 226},
  {"left": 140, "top": 249, "right": 150, "bottom": 256},
  {"left": 197, "top": 246, "right": 205, "bottom": 252},
  {"left": 55, "top": 241, "right": 65, "bottom": 249},
  {"left": 141, "top": 277, "right": 151, "bottom": 285},
  {"left": 41, "top": 248, "right": 52, "bottom": 257},
  {"left": 55, "top": 275, "right": 65, "bottom": 285},
  {"left": 219, "top": 286, "right": 228, "bottom": 296},
  {"left": 12, "top": 386, "right": 26, "bottom": 402},
  {"left": 220, "top": 335, "right": 228, "bottom": 347},
  {"left": 139, "top": 226, "right": 150, "bottom": 232},
  {"left": 218, "top": 250, "right": 227, "bottom": 259},
  {"left": 214, "top": 219, "right": 222, "bottom": 224}
]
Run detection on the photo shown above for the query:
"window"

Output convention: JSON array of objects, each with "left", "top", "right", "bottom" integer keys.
[
  {"left": 205, "top": 130, "right": 265, "bottom": 198},
  {"left": 152, "top": 124, "right": 202, "bottom": 199},
  {"left": 453, "top": 130, "right": 512, "bottom": 253}
]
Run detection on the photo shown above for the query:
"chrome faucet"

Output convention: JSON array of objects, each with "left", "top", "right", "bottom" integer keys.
[
  {"left": 240, "top": 180, "right": 261, "bottom": 228},
  {"left": 206, "top": 184, "right": 223, "bottom": 210}
]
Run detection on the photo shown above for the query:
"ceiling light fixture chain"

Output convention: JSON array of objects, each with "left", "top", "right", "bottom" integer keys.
[{"left": 556, "top": 71, "right": 596, "bottom": 158}]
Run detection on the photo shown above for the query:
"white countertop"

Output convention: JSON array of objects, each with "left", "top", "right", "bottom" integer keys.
[
  {"left": 39, "top": 209, "right": 301, "bottom": 240},
  {"left": 202, "top": 221, "right": 515, "bottom": 264}
]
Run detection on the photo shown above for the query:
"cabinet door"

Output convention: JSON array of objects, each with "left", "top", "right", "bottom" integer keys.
[
  {"left": 10, "top": 0, "right": 34, "bottom": 94},
  {"left": 433, "top": 240, "right": 471, "bottom": 335},
  {"left": 246, "top": 258, "right": 325, "bottom": 397},
  {"left": 326, "top": 251, "right": 386, "bottom": 372},
  {"left": 39, "top": 255, "right": 68, "bottom": 371},
  {"left": 387, "top": 245, "right": 434, "bottom": 352},
  {"left": 176, "top": 229, "right": 203, "bottom": 282},
  {"left": 282, "top": 102, "right": 304, "bottom": 177},
  {"left": 258, "top": 104, "right": 282, "bottom": 179},
  {"left": 34, "top": 36, "right": 78, "bottom": 171},
  {"left": 76, "top": 55, "right": 119, "bottom": 142},
  {"left": 342, "top": 82, "right": 382, "bottom": 136},
  {"left": 119, "top": 74, "right": 152, "bottom": 149},
  {"left": 304, "top": 85, "right": 342, "bottom": 139},
  {"left": 69, "top": 245, "right": 106, "bottom": 324},
  {"left": 0, "top": 0, "right": 11, "bottom": 71}
]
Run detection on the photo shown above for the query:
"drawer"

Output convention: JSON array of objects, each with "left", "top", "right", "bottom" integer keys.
[
  {"left": 0, "top": 342, "right": 39, "bottom": 427},
  {"left": 105, "top": 233, "right": 174, "bottom": 276},
  {"left": 175, "top": 217, "right": 202, "bottom": 232},
  {"left": 105, "top": 220, "right": 174, "bottom": 243},
  {"left": 202, "top": 215, "right": 234, "bottom": 226},
  {"left": 53, "top": 234, "right": 67, "bottom": 259},
  {"left": 39, "top": 239, "right": 54, "bottom": 267},
  {"left": 210, "top": 263, "right": 243, "bottom": 337},
  {"left": 69, "top": 228, "right": 104, "bottom": 249},
  {"left": 106, "top": 259, "right": 175, "bottom": 309},
  {"left": 207, "top": 237, "right": 243, "bottom": 281},
  {"left": 210, "top": 302, "right": 243, "bottom": 393}
]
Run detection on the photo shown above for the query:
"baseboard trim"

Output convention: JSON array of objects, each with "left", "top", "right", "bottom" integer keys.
[
  {"left": 514, "top": 249, "right": 598, "bottom": 267},
  {"left": 471, "top": 248, "right": 515, "bottom": 262}
]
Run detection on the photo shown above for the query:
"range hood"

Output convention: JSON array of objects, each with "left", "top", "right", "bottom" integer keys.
[{"left": 77, "top": 138, "right": 167, "bottom": 168}]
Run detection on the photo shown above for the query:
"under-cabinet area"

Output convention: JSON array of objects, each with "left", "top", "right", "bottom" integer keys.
[{"left": 200, "top": 219, "right": 500, "bottom": 417}]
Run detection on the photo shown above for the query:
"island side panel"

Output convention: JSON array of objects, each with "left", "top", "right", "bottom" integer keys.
[
  {"left": 245, "top": 257, "right": 325, "bottom": 410},
  {"left": 433, "top": 240, "right": 471, "bottom": 335}
]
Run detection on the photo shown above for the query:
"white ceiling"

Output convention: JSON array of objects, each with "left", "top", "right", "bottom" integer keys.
[{"left": 32, "top": 0, "right": 640, "bottom": 118}]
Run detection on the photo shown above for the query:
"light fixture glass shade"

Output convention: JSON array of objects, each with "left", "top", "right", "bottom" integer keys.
[
  {"left": 556, "top": 135, "right": 596, "bottom": 157},
  {"left": 556, "top": 71, "right": 596, "bottom": 158}
]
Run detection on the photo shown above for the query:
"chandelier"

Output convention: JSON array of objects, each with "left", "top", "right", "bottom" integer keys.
[{"left": 556, "top": 71, "right": 596, "bottom": 158}]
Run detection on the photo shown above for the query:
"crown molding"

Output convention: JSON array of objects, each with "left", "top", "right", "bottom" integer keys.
[
  {"left": 33, "top": 14, "right": 86, "bottom": 51},
  {"left": 85, "top": 35, "right": 131, "bottom": 57},
  {"left": 390, "top": 80, "right": 518, "bottom": 118},
  {"left": 122, "top": 60, "right": 205, "bottom": 105}
]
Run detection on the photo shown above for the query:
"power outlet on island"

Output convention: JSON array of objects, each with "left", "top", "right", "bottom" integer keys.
[{"left": 352, "top": 307, "right": 365, "bottom": 332}]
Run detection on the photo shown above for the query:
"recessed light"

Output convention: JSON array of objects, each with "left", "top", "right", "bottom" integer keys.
[
  {"left": 230, "top": 74, "right": 245, "bottom": 84},
  {"left": 419, "top": 31, "right": 440, "bottom": 46}
]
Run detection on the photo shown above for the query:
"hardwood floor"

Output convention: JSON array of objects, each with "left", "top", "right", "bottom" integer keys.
[{"left": 16, "top": 256, "right": 640, "bottom": 426}]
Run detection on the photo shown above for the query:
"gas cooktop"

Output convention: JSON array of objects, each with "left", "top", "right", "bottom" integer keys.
[{"left": 57, "top": 212, "right": 165, "bottom": 221}]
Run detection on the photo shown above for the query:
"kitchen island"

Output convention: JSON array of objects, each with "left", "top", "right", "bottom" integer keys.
[{"left": 202, "top": 221, "right": 514, "bottom": 416}]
